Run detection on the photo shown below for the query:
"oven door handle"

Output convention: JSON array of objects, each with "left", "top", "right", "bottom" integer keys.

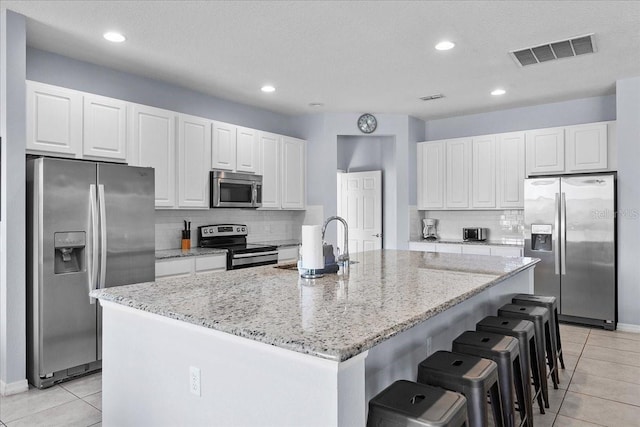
[{"left": 233, "top": 251, "right": 279, "bottom": 259}]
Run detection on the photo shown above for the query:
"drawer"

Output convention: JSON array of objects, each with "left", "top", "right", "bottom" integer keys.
[
  {"left": 408, "top": 242, "right": 437, "bottom": 252},
  {"left": 435, "top": 244, "right": 462, "bottom": 254},
  {"left": 462, "top": 245, "right": 491, "bottom": 255},
  {"left": 490, "top": 247, "right": 523, "bottom": 257},
  {"left": 195, "top": 254, "right": 227, "bottom": 273},
  {"left": 156, "top": 258, "right": 193, "bottom": 279},
  {"left": 278, "top": 246, "right": 299, "bottom": 263}
]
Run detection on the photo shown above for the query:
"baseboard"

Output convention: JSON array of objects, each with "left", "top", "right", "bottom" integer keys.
[
  {"left": 617, "top": 323, "right": 640, "bottom": 333},
  {"left": 0, "top": 378, "right": 29, "bottom": 396}
]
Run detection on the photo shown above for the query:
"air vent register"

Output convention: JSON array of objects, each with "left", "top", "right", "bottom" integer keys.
[{"left": 510, "top": 34, "right": 596, "bottom": 67}]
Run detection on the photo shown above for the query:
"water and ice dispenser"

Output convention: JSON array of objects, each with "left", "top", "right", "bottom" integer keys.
[
  {"left": 54, "top": 232, "right": 86, "bottom": 274},
  {"left": 530, "top": 224, "right": 553, "bottom": 251}
]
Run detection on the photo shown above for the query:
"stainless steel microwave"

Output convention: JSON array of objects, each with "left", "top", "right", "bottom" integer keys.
[
  {"left": 463, "top": 227, "right": 487, "bottom": 241},
  {"left": 210, "top": 170, "right": 262, "bottom": 208}
]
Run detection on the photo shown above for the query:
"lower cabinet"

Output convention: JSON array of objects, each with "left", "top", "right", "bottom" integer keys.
[
  {"left": 277, "top": 246, "right": 299, "bottom": 264},
  {"left": 408, "top": 242, "right": 523, "bottom": 257},
  {"left": 156, "top": 254, "right": 227, "bottom": 279}
]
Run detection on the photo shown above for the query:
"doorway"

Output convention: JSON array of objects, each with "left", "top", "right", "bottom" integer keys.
[{"left": 337, "top": 171, "right": 383, "bottom": 253}]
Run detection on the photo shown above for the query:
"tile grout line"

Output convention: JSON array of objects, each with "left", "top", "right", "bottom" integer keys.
[
  {"left": 552, "top": 328, "right": 588, "bottom": 426},
  {"left": 1, "top": 395, "right": 82, "bottom": 425}
]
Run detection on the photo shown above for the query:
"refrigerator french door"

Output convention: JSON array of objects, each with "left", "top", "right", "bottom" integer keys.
[
  {"left": 524, "top": 174, "right": 616, "bottom": 329},
  {"left": 27, "top": 157, "right": 155, "bottom": 388}
]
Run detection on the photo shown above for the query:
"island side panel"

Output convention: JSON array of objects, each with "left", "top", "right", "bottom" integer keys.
[
  {"left": 364, "top": 267, "right": 534, "bottom": 407},
  {"left": 100, "top": 300, "right": 366, "bottom": 427}
]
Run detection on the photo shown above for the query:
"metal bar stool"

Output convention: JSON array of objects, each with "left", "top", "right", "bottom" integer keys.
[
  {"left": 498, "top": 304, "right": 560, "bottom": 391},
  {"left": 452, "top": 331, "right": 529, "bottom": 427},
  {"left": 476, "top": 316, "right": 546, "bottom": 415},
  {"left": 512, "top": 294, "right": 565, "bottom": 370},
  {"left": 417, "top": 350, "right": 504, "bottom": 427},
  {"left": 367, "top": 380, "right": 468, "bottom": 427}
]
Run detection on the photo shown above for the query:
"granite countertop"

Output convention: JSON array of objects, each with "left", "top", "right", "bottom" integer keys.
[
  {"left": 410, "top": 238, "right": 524, "bottom": 247},
  {"left": 93, "top": 250, "right": 538, "bottom": 362},
  {"left": 155, "top": 247, "right": 227, "bottom": 260},
  {"left": 251, "top": 239, "right": 300, "bottom": 248}
]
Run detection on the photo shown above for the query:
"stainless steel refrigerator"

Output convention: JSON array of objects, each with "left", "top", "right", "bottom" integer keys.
[
  {"left": 524, "top": 174, "right": 616, "bottom": 329},
  {"left": 27, "top": 157, "right": 155, "bottom": 388}
]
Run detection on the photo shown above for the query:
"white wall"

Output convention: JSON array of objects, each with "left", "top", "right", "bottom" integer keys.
[
  {"left": 616, "top": 76, "right": 640, "bottom": 329},
  {"left": 0, "top": 9, "right": 28, "bottom": 394}
]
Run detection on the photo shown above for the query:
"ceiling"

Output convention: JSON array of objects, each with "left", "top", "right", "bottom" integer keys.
[{"left": 3, "top": 1, "right": 640, "bottom": 120}]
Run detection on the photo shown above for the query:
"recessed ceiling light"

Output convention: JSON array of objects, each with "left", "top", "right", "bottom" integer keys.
[
  {"left": 261, "top": 85, "right": 276, "bottom": 93},
  {"left": 491, "top": 88, "right": 506, "bottom": 96},
  {"left": 435, "top": 41, "right": 455, "bottom": 51},
  {"left": 103, "top": 32, "right": 126, "bottom": 43},
  {"left": 308, "top": 102, "right": 324, "bottom": 107}
]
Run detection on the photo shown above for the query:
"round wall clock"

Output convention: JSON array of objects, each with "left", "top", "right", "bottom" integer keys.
[{"left": 357, "top": 113, "right": 377, "bottom": 134}]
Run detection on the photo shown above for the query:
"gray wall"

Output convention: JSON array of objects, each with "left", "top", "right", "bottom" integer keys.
[
  {"left": 0, "top": 9, "right": 27, "bottom": 391},
  {"left": 426, "top": 95, "right": 616, "bottom": 141},
  {"left": 616, "top": 76, "right": 640, "bottom": 328},
  {"left": 27, "top": 48, "right": 300, "bottom": 137}
]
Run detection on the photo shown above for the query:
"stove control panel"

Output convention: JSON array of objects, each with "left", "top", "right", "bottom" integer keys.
[{"left": 199, "top": 224, "right": 247, "bottom": 238}]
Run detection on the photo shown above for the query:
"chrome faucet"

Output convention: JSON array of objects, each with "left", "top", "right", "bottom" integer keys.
[{"left": 321, "top": 216, "right": 349, "bottom": 265}]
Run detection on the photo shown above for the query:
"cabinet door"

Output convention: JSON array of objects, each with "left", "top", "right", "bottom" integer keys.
[
  {"left": 462, "top": 245, "right": 491, "bottom": 255},
  {"left": 259, "top": 132, "right": 281, "bottom": 209},
  {"left": 178, "top": 114, "right": 211, "bottom": 208},
  {"left": 471, "top": 136, "right": 496, "bottom": 208},
  {"left": 490, "top": 246, "right": 523, "bottom": 257},
  {"left": 566, "top": 123, "right": 608, "bottom": 172},
  {"left": 236, "top": 126, "right": 260, "bottom": 173},
  {"left": 278, "top": 247, "right": 299, "bottom": 264},
  {"left": 435, "top": 244, "right": 462, "bottom": 254},
  {"left": 445, "top": 138, "right": 471, "bottom": 208},
  {"left": 526, "top": 128, "right": 565, "bottom": 175},
  {"left": 417, "top": 141, "right": 445, "bottom": 209},
  {"left": 83, "top": 94, "right": 127, "bottom": 161},
  {"left": 281, "top": 136, "right": 306, "bottom": 210},
  {"left": 131, "top": 104, "right": 176, "bottom": 208},
  {"left": 156, "top": 258, "right": 193, "bottom": 279},
  {"left": 212, "top": 121, "right": 237, "bottom": 171},
  {"left": 408, "top": 242, "right": 437, "bottom": 252},
  {"left": 497, "top": 132, "right": 525, "bottom": 208},
  {"left": 26, "top": 81, "right": 82, "bottom": 157}
]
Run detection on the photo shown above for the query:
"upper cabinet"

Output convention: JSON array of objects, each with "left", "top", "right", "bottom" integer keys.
[
  {"left": 212, "top": 122, "right": 260, "bottom": 173},
  {"left": 445, "top": 138, "right": 471, "bottom": 208},
  {"left": 471, "top": 136, "right": 496, "bottom": 208},
  {"left": 497, "top": 132, "right": 525, "bottom": 208},
  {"left": 259, "top": 133, "right": 306, "bottom": 210},
  {"left": 177, "top": 114, "right": 212, "bottom": 209},
  {"left": 26, "top": 81, "right": 82, "bottom": 157},
  {"left": 26, "top": 81, "right": 127, "bottom": 162},
  {"left": 526, "top": 122, "right": 610, "bottom": 176},
  {"left": 129, "top": 104, "right": 177, "bottom": 208},
  {"left": 417, "top": 141, "right": 445, "bottom": 209}
]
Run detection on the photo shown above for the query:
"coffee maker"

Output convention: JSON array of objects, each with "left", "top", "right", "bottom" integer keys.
[{"left": 422, "top": 218, "right": 438, "bottom": 241}]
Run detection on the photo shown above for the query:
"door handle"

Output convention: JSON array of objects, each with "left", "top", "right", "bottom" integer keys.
[
  {"left": 554, "top": 193, "right": 560, "bottom": 275},
  {"left": 560, "top": 192, "right": 567, "bottom": 275},
  {"left": 98, "top": 184, "right": 107, "bottom": 289},
  {"left": 89, "top": 185, "right": 98, "bottom": 304},
  {"left": 372, "top": 233, "right": 382, "bottom": 238}
]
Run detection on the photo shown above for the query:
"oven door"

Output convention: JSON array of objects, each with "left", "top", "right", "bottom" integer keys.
[
  {"left": 229, "top": 250, "right": 279, "bottom": 269},
  {"left": 211, "top": 178, "right": 255, "bottom": 208}
]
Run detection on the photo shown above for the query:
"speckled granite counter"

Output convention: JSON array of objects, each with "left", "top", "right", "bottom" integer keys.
[
  {"left": 94, "top": 250, "right": 537, "bottom": 361},
  {"left": 410, "top": 238, "right": 524, "bottom": 247},
  {"left": 155, "top": 247, "right": 227, "bottom": 260},
  {"left": 251, "top": 239, "right": 300, "bottom": 248}
]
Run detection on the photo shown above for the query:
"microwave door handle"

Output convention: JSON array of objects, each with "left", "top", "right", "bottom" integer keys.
[
  {"left": 252, "top": 183, "right": 257, "bottom": 207},
  {"left": 98, "top": 184, "right": 107, "bottom": 289},
  {"left": 89, "top": 184, "right": 99, "bottom": 304}
]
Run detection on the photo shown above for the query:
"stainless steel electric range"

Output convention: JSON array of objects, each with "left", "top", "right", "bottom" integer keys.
[{"left": 198, "top": 224, "right": 278, "bottom": 270}]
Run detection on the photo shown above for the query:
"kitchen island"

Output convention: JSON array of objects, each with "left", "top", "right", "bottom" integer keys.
[{"left": 92, "top": 250, "right": 538, "bottom": 427}]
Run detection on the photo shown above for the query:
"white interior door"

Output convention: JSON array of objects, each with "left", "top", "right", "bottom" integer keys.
[{"left": 337, "top": 171, "right": 382, "bottom": 254}]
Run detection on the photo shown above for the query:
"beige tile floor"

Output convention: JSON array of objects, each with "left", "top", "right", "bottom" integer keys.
[{"left": 0, "top": 324, "right": 638, "bottom": 426}]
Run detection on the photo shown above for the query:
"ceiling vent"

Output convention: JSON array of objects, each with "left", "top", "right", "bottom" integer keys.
[
  {"left": 419, "top": 94, "right": 445, "bottom": 101},
  {"left": 510, "top": 34, "right": 596, "bottom": 67}
]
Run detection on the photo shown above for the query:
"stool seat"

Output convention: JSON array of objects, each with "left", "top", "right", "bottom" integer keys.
[
  {"left": 418, "top": 351, "right": 504, "bottom": 427},
  {"left": 513, "top": 294, "right": 565, "bottom": 371},
  {"left": 453, "top": 331, "right": 530, "bottom": 427},
  {"left": 367, "top": 380, "right": 468, "bottom": 427}
]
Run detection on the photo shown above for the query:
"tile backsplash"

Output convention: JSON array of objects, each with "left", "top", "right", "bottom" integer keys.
[
  {"left": 416, "top": 209, "right": 524, "bottom": 243},
  {"left": 155, "top": 209, "right": 306, "bottom": 250}
]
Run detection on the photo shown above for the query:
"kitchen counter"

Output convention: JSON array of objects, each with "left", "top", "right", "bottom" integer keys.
[
  {"left": 410, "top": 238, "right": 524, "bottom": 247},
  {"left": 93, "top": 250, "right": 537, "bottom": 426},
  {"left": 155, "top": 247, "right": 227, "bottom": 260},
  {"left": 251, "top": 239, "right": 300, "bottom": 248}
]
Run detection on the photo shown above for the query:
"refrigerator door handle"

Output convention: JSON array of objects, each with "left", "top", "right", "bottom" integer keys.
[
  {"left": 98, "top": 184, "right": 107, "bottom": 289},
  {"left": 89, "top": 184, "right": 99, "bottom": 304},
  {"left": 554, "top": 193, "right": 560, "bottom": 275},
  {"left": 561, "top": 192, "right": 567, "bottom": 275}
]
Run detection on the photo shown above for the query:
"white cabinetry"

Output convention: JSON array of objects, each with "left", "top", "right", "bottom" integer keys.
[
  {"left": 156, "top": 254, "right": 227, "bottom": 279},
  {"left": 417, "top": 141, "right": 445, "bottom": 209},
  {"left": 83, "top": 94, "right": 127, "bottom": 161},
  {"left": 497, "top": 132, "right": 525, "bottom": 208},
  {"left": 409, "top": 242, "right": 523, "bottom": 257},
  {"left": 471, "top": 136, "right": 496, "bottom": 208},
  {"left": 566, "top": 123, "right": 608, "bottom": 171},
  {"left": 178, "top": 114, "right": 211, "bottom": 208},
  {"left": 26, "top": 81, "right": 82, "bottom": 157},
  {"left": 491, "top": 247, "right": 523, "bottom": 257},
  {"left": 445, "top": 138, "right": 471, "bottom": 208},
  {"left": 407, "top": 241, "right": 436, "bottom": 252},
  {"left": 277, "top": 246, "right": 299, "bottom": 264},
  {"left": 130, "top": 104, "right": 177, "bottom": 208},
  {"left": 212, "top": 122, "right": 260, "bottom": 173},
  {"left": 526, "top": 127, "right": 565, "bottom": 175},
  {"left": 462, "top": 245, "right": 491, "bottom": 255},
  {"left": 281, "top": 136, "right": 306, "bottom": 209},
  {"left": 260, "top": 134, "right": 306, "bottom": 210}
]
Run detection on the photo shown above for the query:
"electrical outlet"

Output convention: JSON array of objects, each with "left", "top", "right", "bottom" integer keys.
[{"left": 189, "top": 366, "right": 201, "bottom": 396}]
